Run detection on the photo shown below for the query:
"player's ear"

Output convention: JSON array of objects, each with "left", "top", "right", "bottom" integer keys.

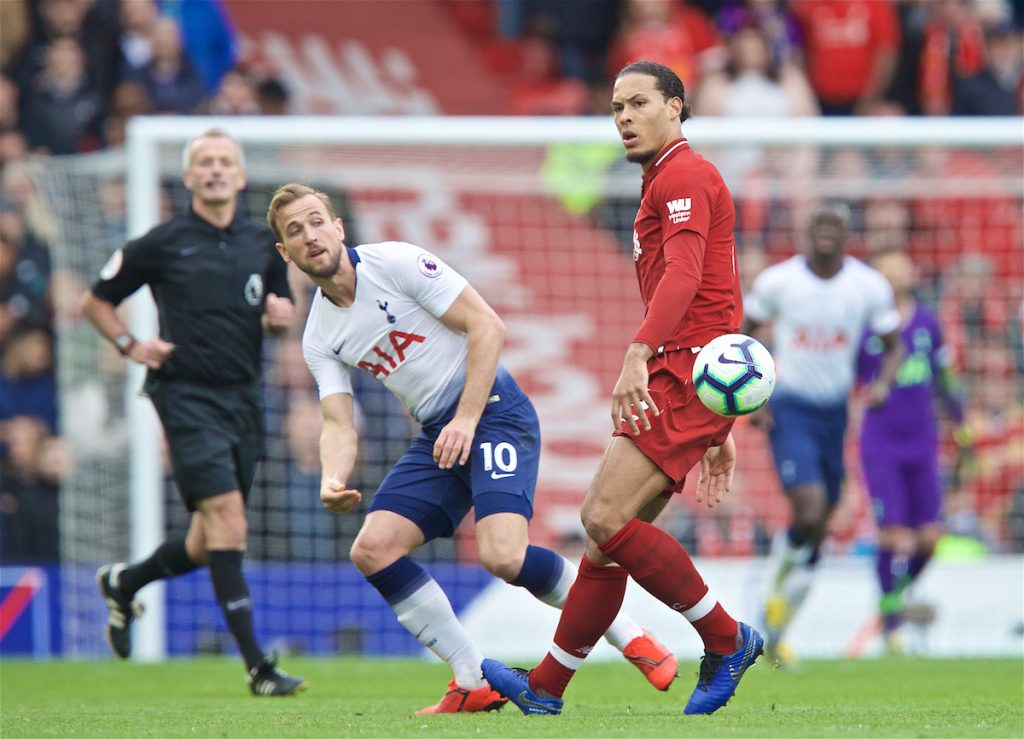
[
  {"left": 666, "top": 95, "right": 683, "bottom": 120},
  {"left": 334, "top": 218, "right": 346, "bottom": 243},
  {"left": 274, "top": 242, "right": 291, "bottom": 263}
]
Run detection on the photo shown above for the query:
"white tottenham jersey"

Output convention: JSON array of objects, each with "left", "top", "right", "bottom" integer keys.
[
  {"left": 745, "top": 255, "right": 900, "bottom": 405},
  {"left": 303, "top": 242, "right": 469, "bottom": 424}
]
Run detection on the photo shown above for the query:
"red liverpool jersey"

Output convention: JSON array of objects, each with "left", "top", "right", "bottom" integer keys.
[{"left": 631, "top": 138, "right": 741, "bottom": 351}]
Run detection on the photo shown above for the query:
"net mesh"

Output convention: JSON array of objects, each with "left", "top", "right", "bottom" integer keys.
[{"left": 33, "top": 129, "right": 1023, "bottom": 657}]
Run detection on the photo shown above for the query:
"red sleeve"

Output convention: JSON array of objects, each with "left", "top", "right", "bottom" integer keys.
[
  {"left": 871, "top": 0, "right": 900, "bottom": 49},
  {"left": 632, "top": 229, "right": 705, "bottom": 351}
]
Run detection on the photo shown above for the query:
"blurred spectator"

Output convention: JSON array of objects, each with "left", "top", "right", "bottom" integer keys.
[
  {"left": 21, "top": 37, "right": 105, "bottom": 154},
  {"left": 0, "top": 208, "right": 51, "bottom": 345},
  {"left": 0, "top": 75, "right": 29, "bottom": 168},
  {"left": 0, "top": 0, "right": 30, "bottom": 70},
  {"left": 608, "top": 0, "right": 726, "bottom": 90},
  {"left": 159, "top": 0, "right": 238, "bottom": 94},
  {"left": 919, "top": 0, "right": 987, "bottom": 115},
  {"left": 887, "top": 0, "right": 931, "bottom": 115},
  {"left": 8, "top": 0, "right": 119, "bottom": 98},
  {"left": 257, "top": 76, "right": 291, "bottom": 115},
  {"left": 793, "top": 0, "right": 901, "bottom": 115},
  {"left": 952, "top": 20, "right": 1023, "bottom": 115},
  {"left": 0, "top": 329, "right": 57, "bottom": 432},
  {"left": 131, "top": 16, "right": 205, "bottom": 114},
  {"left": 693, "top": 21, "right": 818, "bottom": 117},
  {"left": 0, "top": 415, "right": 67, "bottom": 562},
  {"left": 115, "top": 0, "right": 160, "bottom": 82},
  {"left": 715, "top": 0, "right": 804, "bottom": 66},
  {"left": 938, "top": 254, "right": 1011, "bottom": 370},
  {"left": 103, "top": 80, "right": 155, "bottom": 147},
  {"left": 203, "top": 67, "right": 260, "bottom": 115}
]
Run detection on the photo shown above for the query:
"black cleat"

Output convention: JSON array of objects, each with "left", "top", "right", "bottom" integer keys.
[
  {"left": 96, "top": 563, "right": 143, "bottom": 659},
  {"left": 248, "top": 654, "right": 307, "bottom": 696}
]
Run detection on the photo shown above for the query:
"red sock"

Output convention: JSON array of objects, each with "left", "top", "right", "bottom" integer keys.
[
  {"left": 529, "top": 556, "right": 628, "bottom": 699},
  {"left": 599, "top": 518, "right": 739, "bottom": 655}
]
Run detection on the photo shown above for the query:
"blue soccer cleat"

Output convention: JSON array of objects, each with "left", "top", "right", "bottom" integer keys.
[
  {"left": 481, "top": 658, "right": 563, "bottom": 716},
  {"left": 684, "top": 622, "right": 764, "bottom": 715}
]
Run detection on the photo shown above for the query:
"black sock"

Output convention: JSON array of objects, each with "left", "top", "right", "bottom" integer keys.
[
  {"left": 208, "top": 549, "right": 264, "bottom": 671},
  {"left": 120, "top": 536, "right": 198, "bottom": 598}
]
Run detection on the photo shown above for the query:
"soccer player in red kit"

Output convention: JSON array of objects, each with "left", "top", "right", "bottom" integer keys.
[{"left": 483, "top": 60, "right": 763, "bottom": 716}]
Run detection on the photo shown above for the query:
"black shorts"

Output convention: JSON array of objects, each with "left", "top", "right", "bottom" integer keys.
[{"left": 146, "top": 377, "right": 264, "bottom": 511}]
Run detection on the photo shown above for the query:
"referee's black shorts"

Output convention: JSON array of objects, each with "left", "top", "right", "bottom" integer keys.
[{"left": 146, "top": 378, "right": 265, "bottom": 511}]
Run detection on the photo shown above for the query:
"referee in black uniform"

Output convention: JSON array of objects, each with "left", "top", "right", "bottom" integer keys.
[{"left": 82, "top": 128, "right": 305, "bottom": 696}]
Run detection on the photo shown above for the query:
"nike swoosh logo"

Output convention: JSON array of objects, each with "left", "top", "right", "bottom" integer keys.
[
  {"left": 179, "top": 243, "right": 203, "bottom": 257},
  {"left": 225, "top": 598, "right": 250, "bottom": 612},
  {"left": 516, "top": 690, "right": 554, "bottom": 712},
  {"left": 332, "top": 343, "right": 344, "bottom": 355},
  {"left": 490, "top": 472, "right": 514, "bottom": 480},
  {"left": 717, "top": 353, "right": 756, "bottom": 367}
]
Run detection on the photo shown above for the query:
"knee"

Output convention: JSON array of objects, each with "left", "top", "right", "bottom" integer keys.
[
  {"left": 580, "top": 494, "right": 626, "bottom": 545},
  {"left": 349, "top": 532, "right": 393, "bottom": 576},
  {"left": 478, "top": 544, "right": 526, "bottom": 583}
]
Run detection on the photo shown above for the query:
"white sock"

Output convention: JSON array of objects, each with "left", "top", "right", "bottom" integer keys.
[
  {"left": 533, "top": 555, "right": 643, "bottom": 652},
  {"left": 766, "top": 531, "right": 813, "bottom": 595},
  {"left": 393, "top": 577, "right": 485, "bottom": 689}
]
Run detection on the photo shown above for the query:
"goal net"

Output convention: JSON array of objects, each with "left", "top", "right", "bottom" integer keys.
[{"left": 34, "top": 116, "right": 1022, "bottom": 659}]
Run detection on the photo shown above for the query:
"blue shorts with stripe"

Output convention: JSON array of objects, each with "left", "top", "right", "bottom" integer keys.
[
  {"left": 368, "top": 368, "right": 540, "bottom": 542},
  {"left": 768, "top": 393, "right": 849, "bottom": 505}
]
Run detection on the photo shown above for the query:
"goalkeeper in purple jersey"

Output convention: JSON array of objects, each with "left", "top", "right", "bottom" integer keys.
[{"left": 856, "top": 250, "right": 973, "bottom": 651}]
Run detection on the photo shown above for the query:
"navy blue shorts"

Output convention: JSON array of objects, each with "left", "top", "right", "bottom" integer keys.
[
  {"left": 368, "top": 373, "right": 540, "bottom": 542},
  {"left": 768, "top": 394, "right": 848, "bottom": 505}
]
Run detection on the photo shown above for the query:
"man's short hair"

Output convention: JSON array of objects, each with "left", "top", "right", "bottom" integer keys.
[
  {"left": 616, "top": 60, "right": 692, "bottom": 123},
  {"left": 182, "top": 128, "right": 245, "bottom": 171},
  {"left": 809, "top": 201, "right": 853, "bottom": 229},
  {"left": 266, "top": 184, "right": 336, "bottom": 242}
]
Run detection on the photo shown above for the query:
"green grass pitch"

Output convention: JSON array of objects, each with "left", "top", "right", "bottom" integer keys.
[{"left": 2, "top": 656, "right": 1021, "bottom": 737}]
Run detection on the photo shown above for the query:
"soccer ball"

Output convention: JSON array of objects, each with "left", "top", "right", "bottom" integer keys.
[{"left": 692, "top": 334, "right": 775, "bottom": 416}]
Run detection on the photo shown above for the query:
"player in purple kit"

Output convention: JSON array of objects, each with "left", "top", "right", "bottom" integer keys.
[{"left": 857, "top": 249, "right": 972, "bottom": 652}]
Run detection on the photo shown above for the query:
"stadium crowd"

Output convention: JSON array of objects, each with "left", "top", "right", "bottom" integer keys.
[{"left": 1, "top": 0, "right": 1022, "bottom": 567}]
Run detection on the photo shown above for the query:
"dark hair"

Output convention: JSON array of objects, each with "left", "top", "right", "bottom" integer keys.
[{"left": 616, "top": 60, "right": 691, "bottom": 123}]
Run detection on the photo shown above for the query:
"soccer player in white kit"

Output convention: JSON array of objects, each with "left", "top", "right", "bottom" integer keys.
[
  {"left": 266, "top": 184, "right": 678, "bottom": 713},
  {"left": 742, "top": 202, "right": 903, "bottom": 664}
]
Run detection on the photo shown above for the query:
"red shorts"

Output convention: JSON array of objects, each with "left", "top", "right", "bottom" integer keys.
[{"left": 612, "top": 348, "right": 735, "bottom": 494}]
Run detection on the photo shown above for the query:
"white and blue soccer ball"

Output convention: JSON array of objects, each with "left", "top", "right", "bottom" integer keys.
[{"left": 692, "top": 333, "right": 776, "bottom": 417}]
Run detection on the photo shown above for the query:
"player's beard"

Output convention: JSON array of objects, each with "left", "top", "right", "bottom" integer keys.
[
  {"left": 304, "top": 247, "right": 343, "bottom": 278},
  {"left": 626, "top": 149, "right": 656, "bottom": 166}
]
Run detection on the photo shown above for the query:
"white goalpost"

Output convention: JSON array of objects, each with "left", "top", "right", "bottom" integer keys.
[{"left": 36, "top": 115, "right": 1022, "bottom": 661}]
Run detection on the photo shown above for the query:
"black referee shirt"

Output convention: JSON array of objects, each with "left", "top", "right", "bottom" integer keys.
[{"left": 92, "top": 207, "right": 292, "bottom": 386}]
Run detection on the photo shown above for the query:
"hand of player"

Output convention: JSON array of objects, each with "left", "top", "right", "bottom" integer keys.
[
  {"left": 129, "top": 338, "right": 175, "bottom": 370},
  {"left": 611, "top": 351, "right": 659, "bottom": 436},
  {"left": 262, "top": 293, "right": 294, "bottom": 334},
  {"left": 320, "top": 478, "right": 362, "bottom": 514},
  {"left": 434, "top": 416, "right": 476, "bottom": 469},
  {"left": 696, "top": 433, "right": 736, "bottom": 509}
]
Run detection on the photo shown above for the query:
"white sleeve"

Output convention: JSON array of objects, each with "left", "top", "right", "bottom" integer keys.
[
  {"left": 303, "top": 328, "right": 353, "bottom": 401},
  {"left": 384, "top": 242, "right": 469, "bottom": 317},
  {"left": 867, "top": 269, "right": 901, "bottom": 336},
  {"left": 744, "top": 265, "right": 782, "bottom": 322}
]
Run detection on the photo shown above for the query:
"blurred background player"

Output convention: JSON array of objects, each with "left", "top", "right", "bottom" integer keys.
[
  {"left": 82, "top": 129, "right": 304, "bottom": 696},
  {"left": 856, "top": 249, "right": 973, "bottom": 652},
  {"left": 743, "top": 202, "right": 903, "bottom": 665},
  {"left": 267, "top": 184, "right": 677, "bottom": 714},
  {"left": 483, "top": 60, "right": 762, "bottom": 717}
]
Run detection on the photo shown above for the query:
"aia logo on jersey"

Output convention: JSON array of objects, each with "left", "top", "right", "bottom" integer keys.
[
  {"left": 358, "top": 330, "right": 425, "bottom": 379},
  {"left": 793, "top": 326, "right": 849, "bottom": 351},
  {"left": 632, "top": 230, "right": 642, "bottom": 261},
  {"left": 417, "top": 253, "right": 442, "bottom": 278},
  {"left": 666, "top": 197, "right": 691, "bottom": 224}
]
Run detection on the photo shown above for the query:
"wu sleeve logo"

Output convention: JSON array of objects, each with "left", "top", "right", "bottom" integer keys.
[
  {"left": 417, "top": 253, "right": 443, "bottom": 278},
  {"left": 666, "top": 197, "right": 692, "bottom": 224}
]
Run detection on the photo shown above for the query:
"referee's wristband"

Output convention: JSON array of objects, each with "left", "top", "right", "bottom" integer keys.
[{"left": 114, "top": 333, "right": 137, "bottom": 356}]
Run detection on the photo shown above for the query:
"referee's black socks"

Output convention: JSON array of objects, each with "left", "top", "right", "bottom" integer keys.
[
  {"left": 208, "top": 549, "right": 264, "bottom": 670},
  {"left": 120, "top": 536, "right": 198, "bottom": 598}
]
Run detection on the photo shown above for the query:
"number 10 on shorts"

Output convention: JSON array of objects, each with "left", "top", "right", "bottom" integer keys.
[{"left": 479, "top": 441, "right": 518, "bottom": 479}]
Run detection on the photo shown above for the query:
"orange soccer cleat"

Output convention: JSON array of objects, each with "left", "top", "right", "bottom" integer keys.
[
  {"left": 415, "top": 679, "right": 508, "bottom": 714},
  {"left": 623, "top": 629, "right": 679, "bottom": 691}
]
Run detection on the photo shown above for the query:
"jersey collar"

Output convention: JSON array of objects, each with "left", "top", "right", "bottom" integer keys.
[{"left": 642, "top": 138, "right": 690, "bottom": 187}]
